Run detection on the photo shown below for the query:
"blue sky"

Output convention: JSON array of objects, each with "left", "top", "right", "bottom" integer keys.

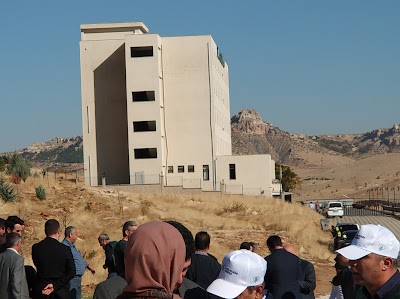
[{"left": 1, "top": 1, "right": 399, "bottom": 152}]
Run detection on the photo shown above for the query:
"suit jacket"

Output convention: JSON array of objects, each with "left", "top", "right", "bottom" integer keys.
[
  {"left": 185, "top": 252, "right": 221, "bottom": 289},
  {"left": 298, "top": 259, "right": 316, "bottom": 299},
  {"left": 32, "top": 237, "right": 76, "bottom": 299},
  {"left": 0, "top": 248, "right": 30, "bottom": 299},
  {"left": 265, "top": 248, "right": 302, "bottom": 299}
]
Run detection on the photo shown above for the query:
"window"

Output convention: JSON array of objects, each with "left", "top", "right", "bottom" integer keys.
[
  {"left": 133, "top": 121, "right": 156, "bottom": 132},
  {"left": 134, "top": 148, "right": 157, "bottom": 159},
  {"left": 86, "top": 106, "right": 90, "bottom": 133},
  {"left": 229, "top": 164, "right": 236, "bottom": 180},
  {"left": 130, "top": 46, "right": 153, "bottom": 57},
  {"left": 168, "top": 166, "right": 173, "bottom": 173},
  {"left": 188, "top": 165, "right": 195, "bottom": 173},
  {"left": 203, "top": 165, "right": 209, "bottom": 181},
  {"left": 132, "top": 91, "right": 155, "bottom": 102},
  {"left": 178, "top": 166, "right": 184, "bottom": 173}
]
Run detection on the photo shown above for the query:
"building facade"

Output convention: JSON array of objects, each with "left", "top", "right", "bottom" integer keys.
[{"left": 80, "top": 22, "right": 276, "bottom": 196}]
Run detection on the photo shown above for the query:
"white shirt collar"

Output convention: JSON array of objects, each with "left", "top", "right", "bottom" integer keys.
[{"left": 6, "top": 248, "right": 20, "bottom": 255}]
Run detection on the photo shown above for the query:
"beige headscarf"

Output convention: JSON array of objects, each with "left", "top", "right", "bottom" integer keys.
[{"left": 123, "top": 221, "right": 186, "bottom": 298}]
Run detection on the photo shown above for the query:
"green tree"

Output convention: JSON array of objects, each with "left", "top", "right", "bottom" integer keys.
[
  {"left": 275, "top": 164, "right": 301, "bottom": 192},
  {"left": 6, "top": 154, "right": 32, "bottom": 182}
]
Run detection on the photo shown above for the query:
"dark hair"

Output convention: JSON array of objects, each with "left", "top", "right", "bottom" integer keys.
[
  {"left": 165, "top": 220, "right": 195, "bottom": 260},
  {"left": 65, "top": 226, "right": 76, "bottom": 238},
  {"left": 240, "top": 242, "right": 252, "bottom": 250},
  {"left": 98, "top": 233, "right": 110, "bottom": 242},
  {"left": 6, "top": 232, "right": 21, "bottom": 248},
  {"left": 249, "top": 242, "right": 257, "bottom": 249},
  {"left": 45, "top": 219, "right": 60, "bottom": 236},
  {"left": 5, "top": 216, "right": 24, "bottom": 231},
  {"left": 266, "top": 235, "right": 282, "bottom": 248},
  {"left": 195, "top": 231, "right": 210, "bottom": 250},
  {"left": 122, "top": 221, "right": 137, "bottom": 237},
  {"left": 0, "top": 218, "right": 5, "bottom": 229}
]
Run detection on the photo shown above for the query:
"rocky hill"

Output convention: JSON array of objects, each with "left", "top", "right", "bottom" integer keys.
[
  {"left": 6, "top": 110, "right": 400, "bottom": 168},
  {"left": 232, "top": 109, "right": 400, "bottom": 165},
  {"left": 17, "top": 136, "right": 83, "bottom": 164}
]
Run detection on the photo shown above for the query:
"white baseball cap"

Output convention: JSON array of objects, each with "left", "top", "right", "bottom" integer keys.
[
  {"left": 207, "top": 250, "right": 267, "bottom": 299},
  {"left": 336, "top": 224, "right": 400, "bottom": 260}
]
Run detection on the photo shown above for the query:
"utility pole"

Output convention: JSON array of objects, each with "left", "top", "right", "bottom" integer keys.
[{"left": 279, "top": 158, "right": 284, "bottom": 200}]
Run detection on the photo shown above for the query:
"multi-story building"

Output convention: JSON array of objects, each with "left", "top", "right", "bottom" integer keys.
[{"left": 80, "top": 22, "right": 276, "bottom": 197}]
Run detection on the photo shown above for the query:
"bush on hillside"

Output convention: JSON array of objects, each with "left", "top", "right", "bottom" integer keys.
[
  {"left": 35, "top": 185, "right": 46, "bottom": 200},
  {"left": 6, "top": 154, "right": 32, "bottom": 182},
  {"left": 0, "top": 178, "right": 18, "bottom": 202}
]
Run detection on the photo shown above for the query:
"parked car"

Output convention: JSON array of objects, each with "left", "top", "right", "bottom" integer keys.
[
  {"left": 335, "top": 222, "right": 360, "bottom": 232},
  {"left": 337, "top": 229, "right": 359, "bottom": 249},
  {"left": 326, "top": 201, "right": 344, "bottom": 218},
  {"left": 332, "top": 223, "right": 360, "bottom": 250}
]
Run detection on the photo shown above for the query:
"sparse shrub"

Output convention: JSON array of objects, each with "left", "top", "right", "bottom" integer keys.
[
  {"left": 218, "top": 201, "right": 248, "bottom": 215},
  {"left": 33, "top": 171, "right": 40, "bottom": 178},
  {"left": 84, "top": 202, "right": 91, "bottom": 211},
  {"left": 83, "top": 250, "right": 96, "bottom": 260},
  {"left": 0, "top": 178, "right": 18, "bottom": 202},
  {"left": 35, "top": 185, "right": 46, "bottom": 200},
  {"left": 376, "top": 176, "right": 380, "bottom": 179},
  {"left": 139, "top": 199, "right": 152, "bottom": 216}
]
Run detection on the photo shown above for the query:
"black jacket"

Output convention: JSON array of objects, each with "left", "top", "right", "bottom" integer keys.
[
  {"left": 265, "top": 248, "right": 302, "bottom": 299},
  {"left": 185, "top": 252, "right": 221, "bottom": 289},
  {"left": 32, "top": 237, "right": 76, "bottom": 299}
]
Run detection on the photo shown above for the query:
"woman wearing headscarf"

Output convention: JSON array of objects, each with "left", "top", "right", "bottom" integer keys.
[{"left": 117, "top": 221, "right": 186, "bottom": 299}]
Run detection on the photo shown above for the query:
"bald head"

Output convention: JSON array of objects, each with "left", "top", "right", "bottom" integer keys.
[{"left": 284, "top": 244, "right": 297, "bottom": 256}]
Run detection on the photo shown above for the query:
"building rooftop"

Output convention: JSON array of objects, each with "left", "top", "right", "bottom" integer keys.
[{"left": 80, "top": 22, "right": 149, "bottom": 34}]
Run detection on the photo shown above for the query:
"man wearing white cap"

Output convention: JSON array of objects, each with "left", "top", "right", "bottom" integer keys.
[
  {"left": 207, "top": 250, "right": 267, "bottom": 299},
  {"left": 336, "top": 224, "right": 400, "bottom": 299}
]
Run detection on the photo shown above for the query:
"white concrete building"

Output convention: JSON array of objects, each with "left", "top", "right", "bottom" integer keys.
[{"left": 80, "top": 22, "right": 276, "bottom": 197}]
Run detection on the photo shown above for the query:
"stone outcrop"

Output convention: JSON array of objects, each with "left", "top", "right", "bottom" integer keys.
[{"left": 231, "top": 110, "right": 400, "bottom": 165}]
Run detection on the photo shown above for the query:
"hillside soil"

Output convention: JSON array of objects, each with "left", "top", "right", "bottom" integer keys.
[{"left": 0, "top": 173, "right": 337, "bottom": 297}]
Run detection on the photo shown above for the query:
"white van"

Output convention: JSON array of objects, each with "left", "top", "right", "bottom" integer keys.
[{"left": 326, "top": 201, "right": 344, "bottom": 218}]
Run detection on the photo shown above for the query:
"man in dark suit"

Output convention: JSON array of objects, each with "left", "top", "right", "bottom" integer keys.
[
  {"left": 284, "top": 244, "right": 316, "bottom": 299},
  {"left": 0, "top": 232, "right": 29, "bottom": 299},
  {"left": 32, "top": 219, "right": 76, "bottom": 299},
  {"left": 264, "top": 235, "right": 301, "bottom": 299},
  {"left": 186, "top": 231, "right": 221, "bottom": 289}
]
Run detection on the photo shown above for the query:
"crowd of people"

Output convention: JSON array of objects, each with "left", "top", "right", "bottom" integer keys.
[{"left": 0, "top": 214, "right": 399, "bottom": 299}]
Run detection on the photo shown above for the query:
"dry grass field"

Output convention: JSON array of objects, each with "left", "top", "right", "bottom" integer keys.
[
  {"left": 0, "top": 171, "right": 336, "bottom": 297},
  {"left": 292, "top": 153, "right": 400, "bottom": 201}
]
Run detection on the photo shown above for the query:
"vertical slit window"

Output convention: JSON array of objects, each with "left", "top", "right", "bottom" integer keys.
[
  {"left": 86, "top": 106, "right": 90, "bottom": 133},
  {"left": 203, "top": 165, "right": 209, "bottom": 181},
  {"left": 229, "top": 164, "right": 236, "bottom": 180}
]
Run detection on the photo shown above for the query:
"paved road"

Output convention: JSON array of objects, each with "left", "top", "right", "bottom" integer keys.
[{"left": 326, "top": 215, "right": 400, "bottom": 241}]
